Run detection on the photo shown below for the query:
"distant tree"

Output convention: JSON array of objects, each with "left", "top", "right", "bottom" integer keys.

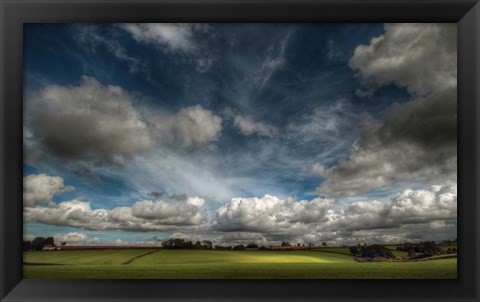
[
  {"left": 194, "top": 241, "right": 203, "bottom": 249},
  {"left": 32, "top": 237, "right": 45, "bottom": 251},
  {"left": 174, "top": 238, "right": 186, "bottom": 248},
  {"left": 322, "top": 242, "right": 327, "bottom": 247},
  {"left": 44, "top": 237, "right": 55, "bottom": 246},
  {"left": 61, "top": 242, "right": 67, "bottom": 246},
  {"left": 246, "top": 243, "right": 259, "bottom": 248},
  {"left": 202, "top": 240, "right": 213, "bottom": 249},
  {"left": 349, "top": 246, "right": 359, "bottom": 256},
  {"left": 422, "top": 241, "right": 438, "bottom": 255},
  {"left": 163, "top": 238, "right": 186, "bottom": 249},
  {"left": 281, "top": 242, "right": 291, "bottom": 247},
  {"left": 359, "top": 245, "right": 395, "bottom": 259},
  {"left": 407, "top": 249, "right": 416, "bottom": 257},
  {"left": 185, "top": 241, "right": 194, "bottom": 249},
  {"left": 162, "top": 239, "right": 172, "bottom": 248},
  {"left": 215, "top": 245, "right": 232, "bottom": 250},
  {"left": 233, "top": 244, "right": 245, "bottom": 250}
]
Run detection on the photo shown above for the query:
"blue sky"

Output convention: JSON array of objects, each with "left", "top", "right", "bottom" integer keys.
[{"left": 23, "top": 23, "right": 457, "bottom": 245}]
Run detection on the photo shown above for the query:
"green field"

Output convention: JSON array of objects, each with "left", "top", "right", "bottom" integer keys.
[{"left": 23, "top": 249, "right": 457, "bottom": 279}]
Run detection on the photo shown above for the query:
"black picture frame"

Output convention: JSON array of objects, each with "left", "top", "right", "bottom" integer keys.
[{"left": 1, "top": 0, "right": 479, "bottom": 301}]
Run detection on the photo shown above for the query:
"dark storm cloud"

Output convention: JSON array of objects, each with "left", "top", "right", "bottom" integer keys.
[
  {"left": 25, "top": 76, "right": 224, "bottom": 170},
  {"left": 378, "top": 87, "right": 457, "bottom": 149},
  {"left": 316, "top": 23, "right": 457, "bottom": 197},
  {"left": 26, "top": 76, "right": 152, "bottom": 166}
]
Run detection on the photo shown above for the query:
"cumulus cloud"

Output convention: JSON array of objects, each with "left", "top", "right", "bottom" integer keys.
[
  {"left": 130, "top": 198, "right": 206, "bottom": 225},
  {"left": 316, "top": 121, "right": 456, "bottom": 198},
  {"left": 23, "top": 173, "right": 456, "bottom": 244},
  {"left": 25, "top": 198, "right": 208, "bottom": 232},
  {"left": 316, "top": 23, "right": 457, "bottom": 197},
  {"left": 25, "top": 77, "right": 225, "bottom": 171},
  {"left": 52, "top": 232, "right": 100, "bottom": 244},
  {"left": 388, "top": 185, "right": 457, "bottom": 223},
  {"left": 233, "top": 115, "right": 278, "bottom": 138},
  {"left": 322, "top": 185, "right": 457, "bottom": 233},
  {"left": 213, "top": 185, "right": 456, "bottom": 244},
  {"left": 349, "top": 23, "right": 457, "bottom": 96},
  {"left": 23, "top": 174, "right": 74, "bottom": 207},
  {"left": 23, "top": 173, "right": 209, "bottom": 232},
  {"left": 215, "top": 195, "right": 334, "bottom": 237},
  {"left": 151, "top": 105, "right": 222, "bottom": 149},
  {"left": 25, "top": 76, "right": 152, "bottom": 166},
  {"left": 378, "top": 88, "right": 457, "bottom": 149}
]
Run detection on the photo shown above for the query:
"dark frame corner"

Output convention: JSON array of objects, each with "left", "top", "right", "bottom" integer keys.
[{"left": 1, "top": 0, "right": 479, "bottom": 301}]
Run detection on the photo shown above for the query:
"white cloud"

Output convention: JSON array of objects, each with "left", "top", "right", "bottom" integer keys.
[
  {"left": 389, "top": 185, "right": 457, "bottom": 223},
  {"left": 118, "top": 23, "right": 215, "bottom": 72},
  {"left": 286, "top": 101, "right": 354, "bottom": 144},
  {"left": 151, "top": 105, "right": 222, "bottom": 149},
  {"left": 119, "top": 23, "right": 197, "bottom": 52},
  {"left": 215, "top": 195, "right": 334, "bottom": 235},
  {"left": 214, "top": 185, "right": 456, "bottom": 244},
  {"left": 26, "top": 76, "right": 152, "bottom": 165},
  {"left": 24, "top": 196, "right": 209, "bottom": 232},
  {"left": 52, "top": 232, "right": 100, "bottom": 244},
  {"left": 23, "top": 174, "right": 456, "bottom": 244},
  {"left": 322, "top": 185, "right": 457, "bottom": 232},
  {"left": 130, "top": 199, "right": 206, "bottom": 225},
  {"left": 23, "top": 174, "right": 74, "bottom": 207},
  {"left": 233, "top": 115, "right": 278, "bottom": 138},
  {"left": 186, "top": 196, "right": 205, "bottom": 207},
  {"left": 349, "top": 23, "right": 456, "bottom": 95}
]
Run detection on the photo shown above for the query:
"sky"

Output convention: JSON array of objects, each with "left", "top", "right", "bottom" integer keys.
[{"left": 23, "top": 23, "right": 457, "bottom": 246}]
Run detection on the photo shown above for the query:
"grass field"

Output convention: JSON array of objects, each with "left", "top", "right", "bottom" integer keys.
[{"left": 23, "top": 249, "right": 457, "bottom": 279}]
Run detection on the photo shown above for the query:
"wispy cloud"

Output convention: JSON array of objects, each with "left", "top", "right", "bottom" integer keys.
[
  {"left": 118, "top": 23, "right": 215, "bottom": 72},
  {"left": 251, "top": 30, "right": 293, "bottom": 90},
  {"left": 76, "top": 25, "right": 146, "bottom": 74}
]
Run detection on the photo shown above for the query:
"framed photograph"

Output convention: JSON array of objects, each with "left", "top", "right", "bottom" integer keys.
[{"left": 1, "top": 0, "right": 479, "bottom": 301}]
